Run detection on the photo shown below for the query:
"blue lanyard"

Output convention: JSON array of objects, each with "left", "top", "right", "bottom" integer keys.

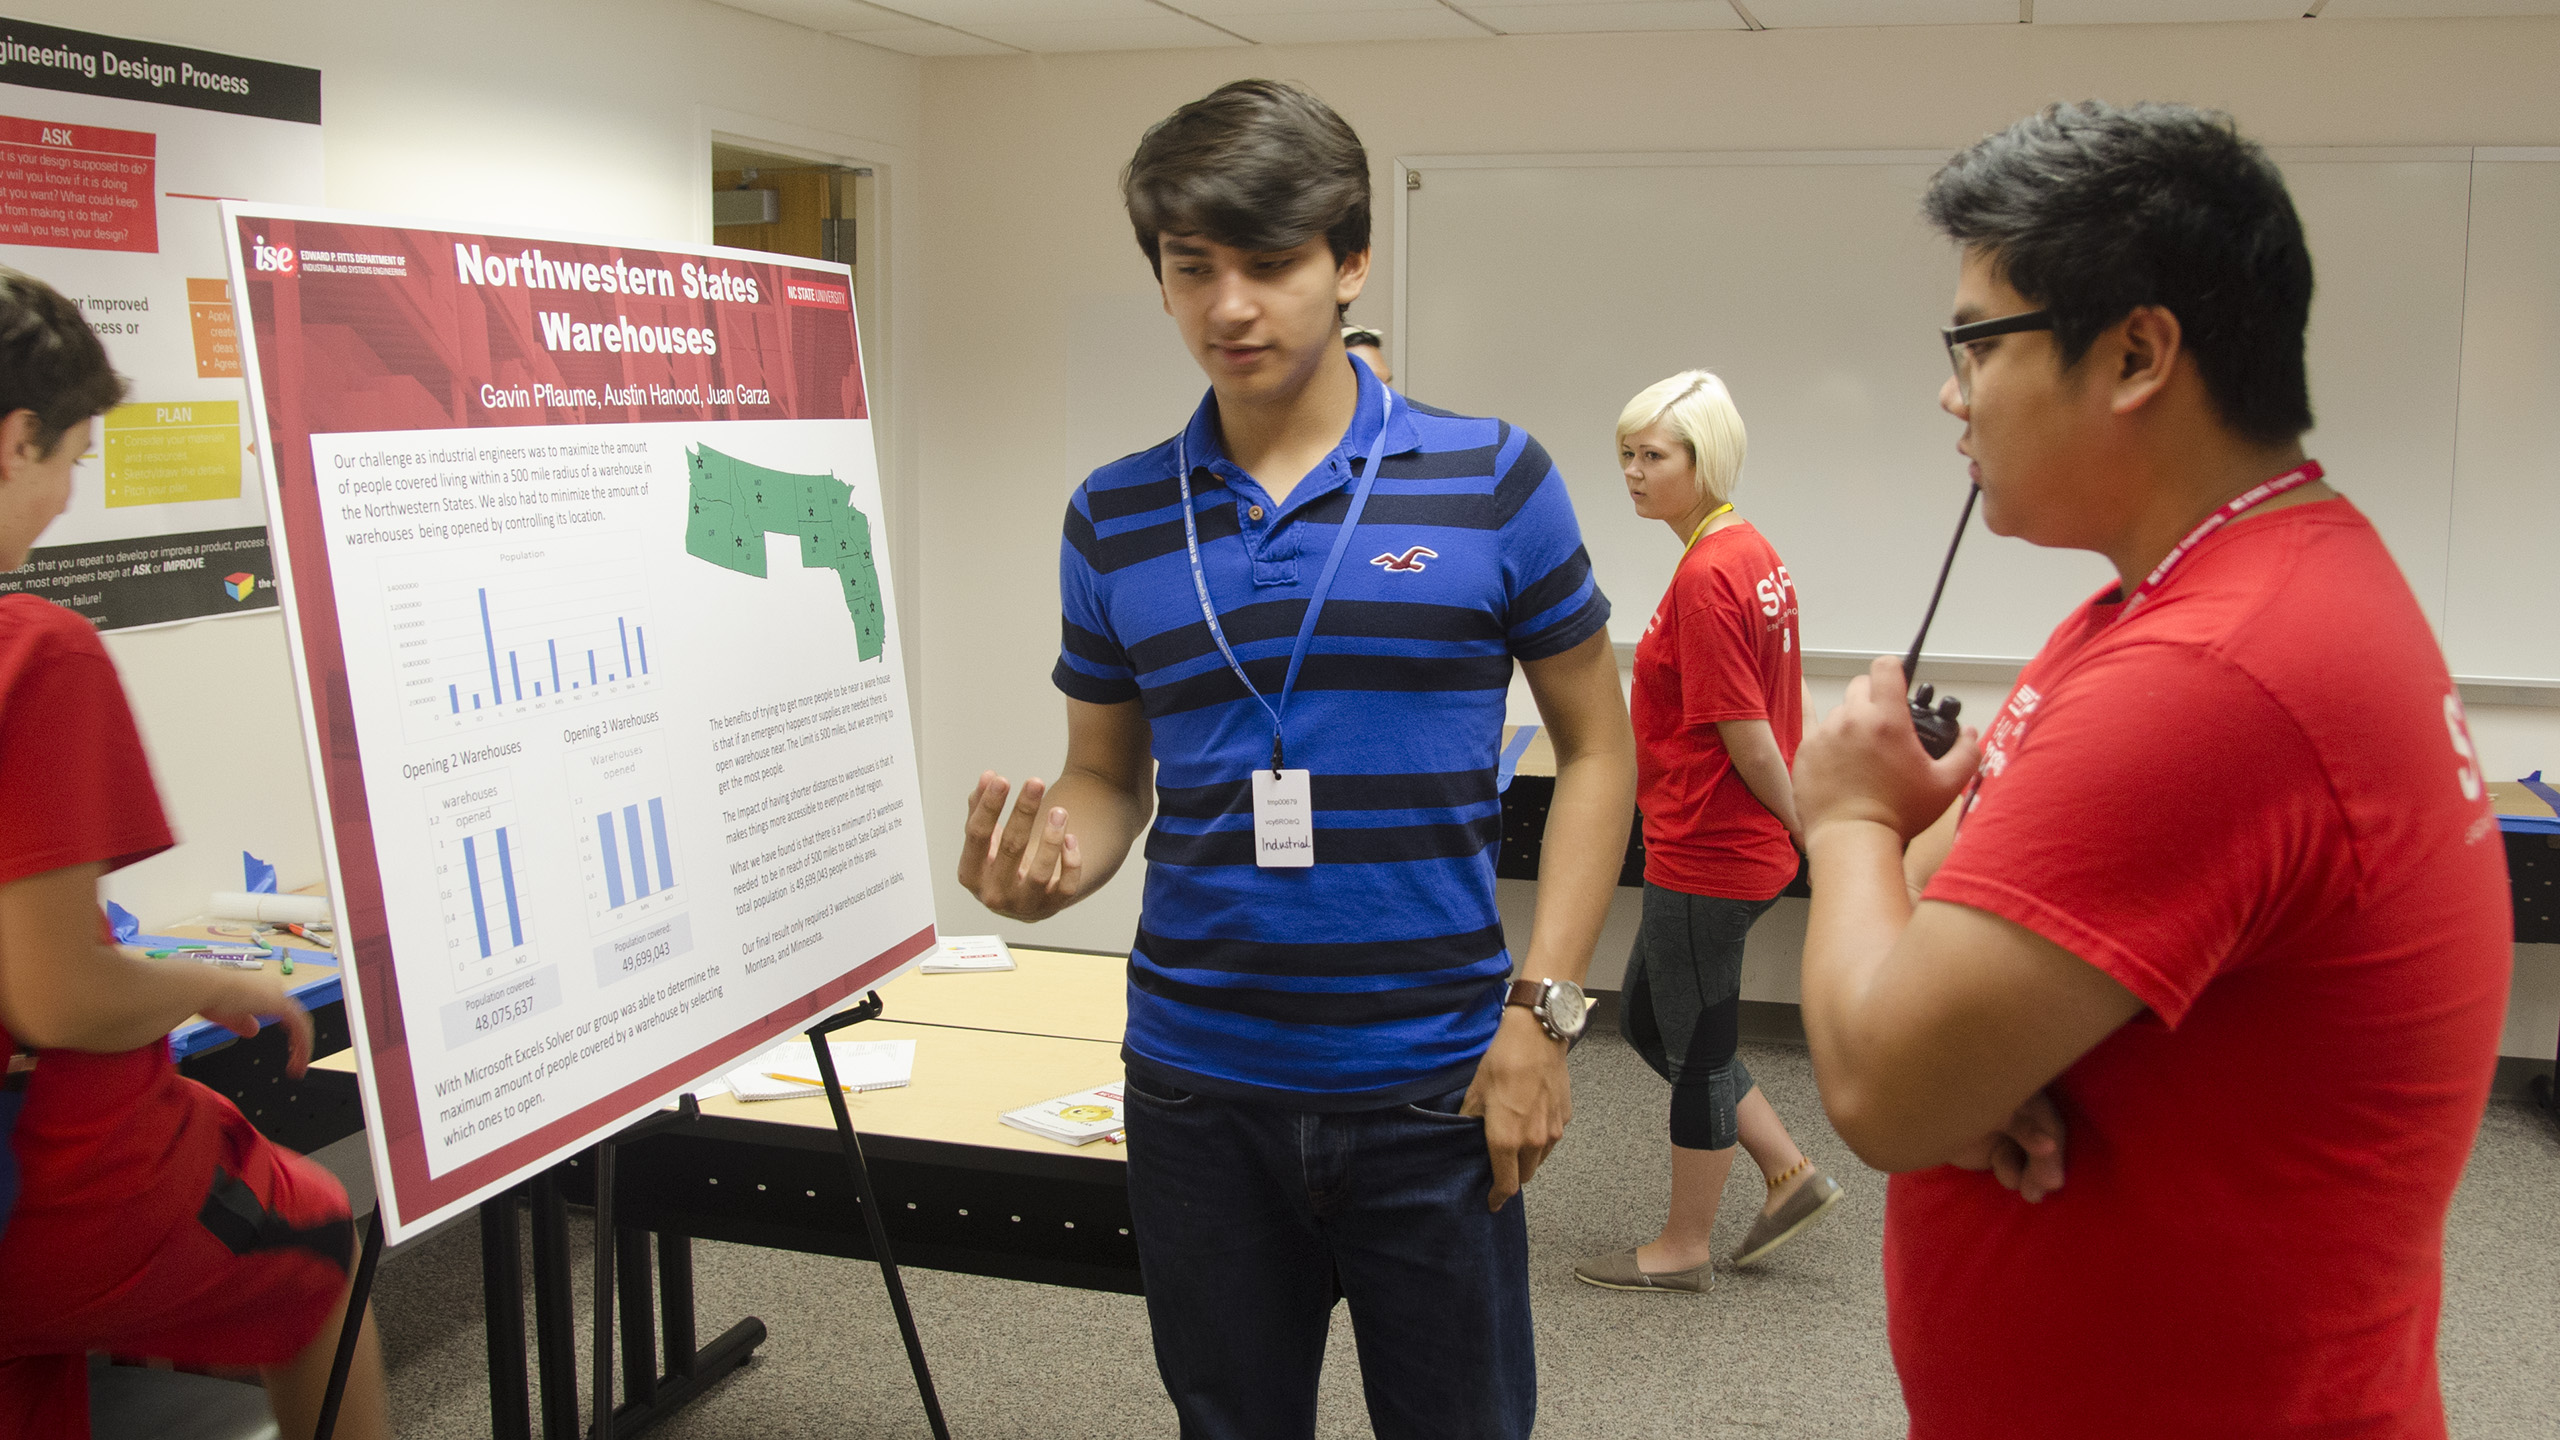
[{"left": 1176, "top": 377, "right": 1397, "bottom": 776}]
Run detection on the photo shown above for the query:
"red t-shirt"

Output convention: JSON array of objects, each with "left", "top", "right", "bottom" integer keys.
[
  {"left": 1632, "top": 521, "right": 1802, "bottom": 899},
  {"left": 1897, "top": 499, "right": 2510, "bottom": 1439},
  {"left": 0, "top": 596, "right": 191, "bottom": 1227}
]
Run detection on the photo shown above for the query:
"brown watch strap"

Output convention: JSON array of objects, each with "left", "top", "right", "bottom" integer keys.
[{"left": 1504, "top": 979, "right": 1545, "bottom": 1008}]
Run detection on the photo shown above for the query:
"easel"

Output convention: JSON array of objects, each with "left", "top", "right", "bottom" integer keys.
[
  {"left": 309, "top": 992, "right": 952, "bottom": 1440},
  {"left": 804, "top": 991, "right": 952, "bottom": 1440}
]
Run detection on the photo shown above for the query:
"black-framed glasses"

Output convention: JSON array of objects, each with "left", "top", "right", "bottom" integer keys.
[{"left": 1943, "top": 309, "right": 2053, "bottom": 404}]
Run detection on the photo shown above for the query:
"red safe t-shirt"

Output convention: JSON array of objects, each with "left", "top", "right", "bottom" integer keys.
[
  {"left": 0, "top": 596, "right": 190, "bottom": 1227},
  {"left": 1631, "top": 521, "right": 1802, "bottom": 899},
  {"left": 1898, "top": 499, "right": 2511, "bottom": 1439}
]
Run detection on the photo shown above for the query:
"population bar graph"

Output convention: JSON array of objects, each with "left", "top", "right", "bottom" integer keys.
[
  {"left": 598, "top": 797, "right": 678, "bottom": 910},
  {"left": 390, "top": 563, "right": 660, "bottom": 742},
  {"left": 459, "top": 825, "right": 525, "bottom": 958},
  {"left": 425, "top": 772, "right": 540, "bottom": 990},
  {"left": 448, "top": 585, "right": 650, "bottom": 711}
]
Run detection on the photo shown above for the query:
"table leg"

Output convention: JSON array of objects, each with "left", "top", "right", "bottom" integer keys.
[
  {"left": 480, "top": 1191, "right": 533, "bottom": 1440},
  {"left": 529, "top": 1171, "right": 581, "bottom": 1440}
]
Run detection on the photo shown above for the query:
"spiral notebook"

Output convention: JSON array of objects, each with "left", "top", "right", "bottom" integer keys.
[{"left": 719, "top": 1038, "right": 915, "bottom": 1102}]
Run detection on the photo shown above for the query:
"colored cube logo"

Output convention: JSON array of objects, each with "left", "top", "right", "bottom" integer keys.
[{"left": 223, "top": 573, "right": 257, "bottom": 601}]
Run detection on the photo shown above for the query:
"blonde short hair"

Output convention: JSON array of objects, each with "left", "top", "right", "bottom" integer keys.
[{"left": 1615, "top": 370, "right": 1746, "bottom": 505}]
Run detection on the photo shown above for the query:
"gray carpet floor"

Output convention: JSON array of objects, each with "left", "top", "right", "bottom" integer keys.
[{"left": 371, "top": 1033, "right": 2560, "bottom": 1438}]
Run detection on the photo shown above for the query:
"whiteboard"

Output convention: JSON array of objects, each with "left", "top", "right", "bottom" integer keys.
[
  {"left": 2446, "top": 153, "right": 2560, "bottom": 684},
  {"left": 1396, "top": 148, "right": 2521, "bottom": 674}
]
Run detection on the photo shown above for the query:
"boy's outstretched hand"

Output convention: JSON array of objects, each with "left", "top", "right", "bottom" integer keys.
[{"left": 958, "top": 772, "right": 1089, "bottom": 923}]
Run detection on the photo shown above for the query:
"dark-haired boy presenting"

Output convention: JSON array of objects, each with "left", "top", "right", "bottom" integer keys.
[
  {"left": 957, "top": 81, "right": 1633, "bottom": 1438},
  {"left": 1794, "top": 103, "right": 2508, "bottom": 1439}
]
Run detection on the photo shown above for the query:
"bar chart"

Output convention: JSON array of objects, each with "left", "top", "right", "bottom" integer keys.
[
  {"left": 388, "top": 555, "right": 659, "bottom": 742},
  {"left": 423, "top": 772, "right": 540, "bottom": 991},
  {"left": 568, "top": 736, "right": 687, "bottom": 931}
]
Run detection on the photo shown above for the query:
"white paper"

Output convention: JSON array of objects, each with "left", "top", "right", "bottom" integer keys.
[
  {"left": 999, "top": 1081, "right": 1127, "bottom": 1144},
  {"left": 921, "top": 934, "right": 1014, "bottom": 972},
  {"left": 722, "top": 1037, "right": 914, "bottom": 1101}
]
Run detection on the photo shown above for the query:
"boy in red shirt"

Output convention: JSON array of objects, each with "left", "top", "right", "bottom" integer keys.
[
  {"left": 0, "top": 269, "right": 388, "bottom": 1438},
  {"left": 1793, "top": 104, "right": 2509, "bottom": 1439}
]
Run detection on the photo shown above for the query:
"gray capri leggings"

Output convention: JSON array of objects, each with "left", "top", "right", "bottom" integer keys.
[{"left": 1620, "top": 882, "right": 1780, "bottom": 1151}]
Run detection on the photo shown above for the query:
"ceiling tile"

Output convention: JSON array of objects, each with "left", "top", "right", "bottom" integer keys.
[
  {"left": 705, "top": 0, "right": 920, "bottom": 30},
  {"left": 889, "top": 0, "right": 1165, "bottom": 24},
  {"left": 2032, "top": 1, "right": 2309, "bottom": 21},
  {"left": 811, "top": 0, "right": 948, "bottom": 31},
  {"left": 2317, "top": 0, "right": 2560, "bottom": 14},
  {"left": 1747, "top": 0, "right": 2014, "bottom": 23},
  {"left": 1177, "top": 0, "right": 1444, "bottom": 16},
  {"left": 1220, "top": 9, "right": 1495, "bottom": 38},
  {"left": 964, "top": 12, "right": 1252, "bottom": 46},
  {"left": 1458, "top": 0, "right": 1746, "bottom": 30},
  {"left": 1221, "top": 8, "right": 1493, "bottom": 35},
  {"left": 840, "top": 24, "right": 1025, "bottom": 51}
]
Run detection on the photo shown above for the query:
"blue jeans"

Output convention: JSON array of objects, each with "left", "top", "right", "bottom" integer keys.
[{"left": 1122, "top": 1076, "right": 1535, "bottom": 1440}]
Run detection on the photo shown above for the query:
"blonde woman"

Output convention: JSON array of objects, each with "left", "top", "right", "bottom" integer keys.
[{"left": 1574, "top": 371, "right": 1843, "bottom": 1294}]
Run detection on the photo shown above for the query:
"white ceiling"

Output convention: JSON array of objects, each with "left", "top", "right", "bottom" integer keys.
[{"left": 709, "top": 0, "right": 2560, "bottom": 57}]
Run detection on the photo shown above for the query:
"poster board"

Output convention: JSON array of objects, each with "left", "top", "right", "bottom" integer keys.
[
  {"left": 0, "top": 16, "right": 321, "bottom": 630},
  {"left": 224, "top": 203, "right": 935, "bottom": 1242}
]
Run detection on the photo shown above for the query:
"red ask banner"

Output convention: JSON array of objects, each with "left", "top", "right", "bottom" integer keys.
[{"left": 0, "top": 113, "right": 155, "bottom": 252}]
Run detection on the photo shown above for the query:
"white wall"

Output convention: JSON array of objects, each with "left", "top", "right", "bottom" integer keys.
[
  {"left": 910, "top": 17, "right": 2560, "bottom": 1056},
  {"left": 29, "top": 0, "right": 923, "bottom": 924}
]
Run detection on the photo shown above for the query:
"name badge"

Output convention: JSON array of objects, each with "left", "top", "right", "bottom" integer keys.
[{"left": 1251, "top": 768, "right": 1314, "bottom": 868}]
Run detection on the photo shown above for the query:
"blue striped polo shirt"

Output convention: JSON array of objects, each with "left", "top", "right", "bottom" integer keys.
[{"left": 1052, "top": 363, "right": 1610, "bottom": 1108}]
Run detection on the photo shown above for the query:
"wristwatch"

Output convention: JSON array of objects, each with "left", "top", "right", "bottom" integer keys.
[{"left": 1505, "top": 977, "right": 1588, "bottom": 1045}]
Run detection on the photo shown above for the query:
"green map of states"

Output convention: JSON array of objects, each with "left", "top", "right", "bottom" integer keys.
[{"left": 683, "top": 444, "right": 886, "bottom": 660}]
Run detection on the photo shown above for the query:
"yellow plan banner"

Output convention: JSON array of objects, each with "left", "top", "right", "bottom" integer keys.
[{"left": 104, "top": 400, "right": 242, "bottom": 508}]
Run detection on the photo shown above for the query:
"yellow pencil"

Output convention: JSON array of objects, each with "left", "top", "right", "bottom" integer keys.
[{"left": 764, "top": 1071, "right": 849, "bottom": 1091}]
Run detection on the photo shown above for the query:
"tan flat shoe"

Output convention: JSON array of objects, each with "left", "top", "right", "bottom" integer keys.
[
  {"left": 1731, "top": 1169, "right": 1844, "bottom": 1267},
  {"left": 1572, "top": 1247, "right": 1714, "bottom": 1294}
]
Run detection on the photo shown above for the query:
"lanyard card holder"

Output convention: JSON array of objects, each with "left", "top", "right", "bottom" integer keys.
[{"left": 1250, "top": 768, "right": 1314, "bottom": 867}]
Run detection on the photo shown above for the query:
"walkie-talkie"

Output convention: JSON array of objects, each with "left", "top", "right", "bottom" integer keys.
[{"left": 1901, "top": 486, "right": 1979, "bottom": 759}]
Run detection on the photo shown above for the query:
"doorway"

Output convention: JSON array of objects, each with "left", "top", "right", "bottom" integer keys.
[{"left": 709, "top": 141, "right": 885, "bottom": 417}]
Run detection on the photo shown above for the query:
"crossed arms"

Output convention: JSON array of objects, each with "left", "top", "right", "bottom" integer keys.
[{"left": 1794, "top": 658, "right": 2141, "bottom": 1197}]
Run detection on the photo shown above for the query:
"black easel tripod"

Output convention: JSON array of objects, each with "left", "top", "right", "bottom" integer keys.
[
  {"left": 805, "top": 991, "right": 953, "bottom": 1440},
  {"left": 307, "top": 992, "right": 952, "bottom": 1440}
]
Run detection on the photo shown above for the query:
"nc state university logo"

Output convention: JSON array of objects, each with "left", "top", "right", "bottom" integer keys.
[{"left": 1371, "top": 546, "right": 1437, "bottom": 573}]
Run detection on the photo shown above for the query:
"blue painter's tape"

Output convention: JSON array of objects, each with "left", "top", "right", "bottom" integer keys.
[
  {"left": 1497, "top": 725, "right": 1540, "bottom": 795},
  {"left": 2517, "top": 770, "right": 2560, "bottom": 819}
]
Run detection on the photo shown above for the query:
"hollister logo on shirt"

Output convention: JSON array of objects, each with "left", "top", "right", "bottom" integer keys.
[{"left": 1371, "top": 546, "right": 1436, "bottom": 573}]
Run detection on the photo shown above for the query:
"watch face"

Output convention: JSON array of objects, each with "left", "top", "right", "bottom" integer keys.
[{"left": 1544, "top": 981, "right": 1588, "bottom": 1038}]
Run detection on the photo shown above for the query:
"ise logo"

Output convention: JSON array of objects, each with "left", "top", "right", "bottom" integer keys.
[{"left": 249, "top": 235, "right": 297, "bottom": 275}]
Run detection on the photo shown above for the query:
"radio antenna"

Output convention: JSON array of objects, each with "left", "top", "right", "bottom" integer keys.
[
  {"left": 1900, "top": 485, "right": 1979, "bottom": 759},
  {"left": 1902, "top": 485, "right": 1979, "bottom": 691}
]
